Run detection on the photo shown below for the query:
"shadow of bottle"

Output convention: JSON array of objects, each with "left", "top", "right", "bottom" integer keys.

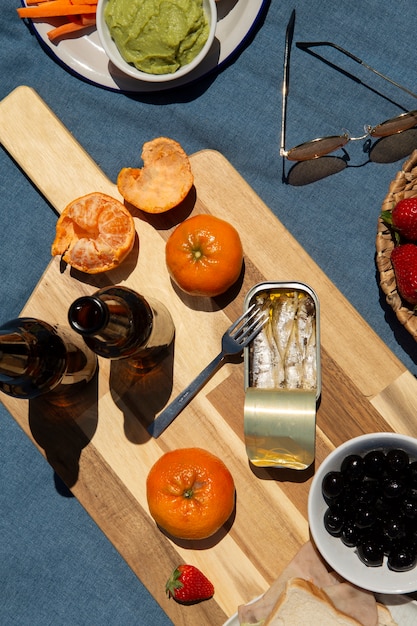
[
  {"left": 109, "top": 343, "right": 175, "bottom": 444},
  {"left": 28, "top": 371, "right": 99, "bottom": 489}
]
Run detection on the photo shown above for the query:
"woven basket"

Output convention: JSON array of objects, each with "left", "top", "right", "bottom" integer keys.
[{"left": 376, "top": 149, "right": 417, "bottom": 340}]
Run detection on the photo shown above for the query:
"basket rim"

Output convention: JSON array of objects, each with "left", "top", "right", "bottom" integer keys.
[{"left": 376, "top": 148, "right": 417, "bottom": 340}]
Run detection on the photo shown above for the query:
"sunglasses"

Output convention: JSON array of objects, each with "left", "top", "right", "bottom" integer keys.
[{"left": 280, "top": 11, "right": 417, "bottom": 162}]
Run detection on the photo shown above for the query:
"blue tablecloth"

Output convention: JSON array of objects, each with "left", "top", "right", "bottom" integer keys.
[{"left": 2, "top": 1, "right": 417, "bottom": 624}]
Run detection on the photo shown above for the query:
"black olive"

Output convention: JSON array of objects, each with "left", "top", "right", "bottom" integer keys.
[
  {"left": 363, "top": 450, "right": 386, "bottom": 478},
  {"left": 407, "top": 461, "right": 417, "bottom": 487},
  {"left": 405, "top": 522, "right": 417, "bottom": 549},
  {"left": 341, "top": 454, "right": 364, "bottom": 483},
  {"left": 341, "top": 522, "right": 362, "bottom": 548},
  {"left": 367, "top": 523, "right": 390, "bottom": 555},
  {"left": 382, "top": 515, "right": 406, "bottom": 542},
  {"left": 402, "top": 496, "right": 417, "bottom": 520},
  {"left": 322, "top": 471, "right": 344, "bottom": 502},
  {"left": 339, "top": 482, "right": 356, "bottom": 507},
  {"left": 324, "top": 506, "right": 344, "bottom": 537},
  {"left": 374, "top": 495, "right": 394, "bottom": 521},
  {"left": 355, "top": 505, "right": 377, "bottom": 529},
  {"left": 387, "top": 541, "right": 417, "bottom": 572},
  {"left": 386, "top": 449, "right": 409, "bottom": 474},
  {"left": 357, "top": 539, "right": 384, "bottom": 567},
  {"left": 355, "top": 480, "right": 379, "bottom": 505},
  {"left": 382, "top": 475, "right": 406, "bottom": 499}
]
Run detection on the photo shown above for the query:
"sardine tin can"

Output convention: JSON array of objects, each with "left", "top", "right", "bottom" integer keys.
[{"left": 243, "top": 281, "right": 321, "bottom": 470}]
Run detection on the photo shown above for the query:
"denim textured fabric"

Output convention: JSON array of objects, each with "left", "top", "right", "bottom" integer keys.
[{"left": 2, "top": 1, "right": 417, "bottom": 624}]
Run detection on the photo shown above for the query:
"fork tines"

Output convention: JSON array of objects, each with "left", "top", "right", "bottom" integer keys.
[{"left": 232, "top": 305, "right": 268, "bottom": 346}]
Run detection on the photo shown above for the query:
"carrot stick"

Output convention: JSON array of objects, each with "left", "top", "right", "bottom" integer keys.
[
  {"left": 47, "top": 19, "right": 92, "bottom": 41},
  {"left": 17, "top": 2, "right": 97, "bottom": 18},
  {"left": 68, "top": 13, "right": 96, "bottom": 24},
  {"left": 79, "top": 13, "right": 95, "bottom": 24}
]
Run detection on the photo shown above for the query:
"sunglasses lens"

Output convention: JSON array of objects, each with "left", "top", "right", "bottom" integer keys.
[
  {"left": 370, "top": 110, "right": 417, "bottom": 137},
  {"left": 286, "top": 135, "right": 349, "bottom": 161}
]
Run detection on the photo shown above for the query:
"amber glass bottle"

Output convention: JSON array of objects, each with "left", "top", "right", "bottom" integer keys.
[
  {"left": 67, "top": 286, "right": 175, "bottom": 366},
  {"left": 0, "top": 317, "right": 97, "bottom": 399}
]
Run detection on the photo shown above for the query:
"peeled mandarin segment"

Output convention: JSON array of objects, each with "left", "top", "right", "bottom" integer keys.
[
  {"left": 117, "top": 137, "right": 194, "bottom": 213},
  {"left": 67, "top": 238, "right": 115, "bottom": 272},
  {"left": 51, "top": 192, "right": 135, "bottom": 274}
]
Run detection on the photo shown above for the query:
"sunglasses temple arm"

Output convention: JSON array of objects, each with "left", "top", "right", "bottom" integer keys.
[
  {"left": 297, "top": 41, "right": 417, "bottom": 100},
  {"left": 280, "top": 9, "right": 296, "bottom": 157}
]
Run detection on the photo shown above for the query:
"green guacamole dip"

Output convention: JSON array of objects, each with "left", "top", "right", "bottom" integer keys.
[{"left": 104, "top": 0, "right": 210, "bottom": 75}]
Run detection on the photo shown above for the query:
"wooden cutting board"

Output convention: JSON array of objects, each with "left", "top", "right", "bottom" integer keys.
[{"left": 2, "top": 86, "right": 417, "bottom": 625}]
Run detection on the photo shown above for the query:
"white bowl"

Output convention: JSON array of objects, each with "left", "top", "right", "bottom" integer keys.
[
  {"left": 96, "top": 0, "right": 217, "bottom": 83},
  {"left": 308, "top": 432, "right": 417, "bottom": 594}
]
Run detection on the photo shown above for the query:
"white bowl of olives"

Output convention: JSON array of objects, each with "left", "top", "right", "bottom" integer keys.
[{"left": 308, "top": 432, "right": 417, "bottom": 594}]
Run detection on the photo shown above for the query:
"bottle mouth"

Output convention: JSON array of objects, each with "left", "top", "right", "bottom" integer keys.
[{"left": 68, "top": 296, "right": 109, "bottom": 335}]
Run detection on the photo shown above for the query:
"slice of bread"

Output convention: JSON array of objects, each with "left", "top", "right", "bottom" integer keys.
[
  {"left": 263, "top": 577, "right": 363, "bottom": 625},
  {"left": 377, "top": 603, "right": 398, "bottom": 626},
  {"left": 238, "top": 542, "right": 399, "bottom": 626}
]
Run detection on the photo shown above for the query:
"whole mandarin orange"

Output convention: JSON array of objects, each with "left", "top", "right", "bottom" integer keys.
[
  {"left": 146, "top": 447, "right": 235, "bottom": 540},
  {"left": 165, "top": 214, "right": 243, "bottom": 297}
]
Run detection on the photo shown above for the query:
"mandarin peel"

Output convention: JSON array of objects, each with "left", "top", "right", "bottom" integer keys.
[{"left": 117, "top": 137, "right": 194, "bottom": 214}]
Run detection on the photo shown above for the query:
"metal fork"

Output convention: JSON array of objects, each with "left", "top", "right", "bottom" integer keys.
[{"left": 147, "top": 304, "right": 267, "bottom": 438}]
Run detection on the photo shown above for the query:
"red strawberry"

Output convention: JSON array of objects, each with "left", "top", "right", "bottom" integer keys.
[
  {"left": 391, "top": 243, "right": 417, "bottom": 305},
  {"left": 383, "top": 198, "right": 417, "bottom": 241},
  {"left": 165, "top": 564, "right": 214, "bottom": 604}
]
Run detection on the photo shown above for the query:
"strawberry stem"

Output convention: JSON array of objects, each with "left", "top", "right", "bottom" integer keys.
[
  {"left": 165, "top": 567, "right": 183, "bottom": 599},
  {"left": 381, "top": 209, "right": 393, "bottom": 225}
]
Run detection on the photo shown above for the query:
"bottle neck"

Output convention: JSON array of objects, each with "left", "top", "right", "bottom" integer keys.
[
  {"left": 68, "top": 288, "right": 153, "bottom": 359},
  {"left": 68, "top": 296, "right": 111, "bottom": 336}
]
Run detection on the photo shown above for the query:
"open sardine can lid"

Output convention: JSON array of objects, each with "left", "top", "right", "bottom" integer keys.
[
  {"left": 244, "top": 388, "right": 317, "bottom": 470},
  {"left": 243, "top": 281, "right": 321, "bottom": 470}
]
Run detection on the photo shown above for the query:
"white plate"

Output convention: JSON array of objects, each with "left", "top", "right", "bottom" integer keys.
[
  {"left": 223, "top": 595, "right": 261, "bottom": 626},
  {"left": 23, "top": 0, "right": 269, "bottom": 92},
  {"left": 223, "top": 594, "right": 417, "bottom": 625}
]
